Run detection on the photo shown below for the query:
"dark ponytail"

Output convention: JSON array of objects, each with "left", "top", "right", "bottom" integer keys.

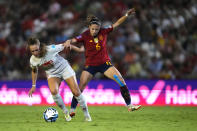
[{"left": 86, "top": 14, "right": 101, "bottom": 26}]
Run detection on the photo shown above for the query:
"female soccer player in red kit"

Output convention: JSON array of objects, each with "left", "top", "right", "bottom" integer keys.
[{"left": 66, "top": 8, "right": 141, "bottom": 117}]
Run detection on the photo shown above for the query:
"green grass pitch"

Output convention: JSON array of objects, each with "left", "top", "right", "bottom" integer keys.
[{"left": 0, "top": 106, "right": 196, "bottom": 131}]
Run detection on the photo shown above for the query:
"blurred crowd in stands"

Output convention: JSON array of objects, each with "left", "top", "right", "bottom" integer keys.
[{"left": 0, "top": 0, "right": 197, "bottom": 80}]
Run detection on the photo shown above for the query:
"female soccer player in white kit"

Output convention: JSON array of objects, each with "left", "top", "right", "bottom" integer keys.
[{"left": 27, "top": 37, "right": 91, "bottom": 122}]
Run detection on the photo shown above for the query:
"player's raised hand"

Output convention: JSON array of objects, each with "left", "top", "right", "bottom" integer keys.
[
  {"left": 28, "top": 86, "right": 36, "bottom": 97},
  {"left": 125, "top": 8, "right": 135, "bottom": 17}
]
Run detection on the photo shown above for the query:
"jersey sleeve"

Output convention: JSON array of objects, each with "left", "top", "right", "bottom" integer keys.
[
  {"left": 75, "top": 34, "right": 84, "bottom": 42},
  {"left": 48, "top": 44, "right": 64, "bottom": 53},
  {"left": 30, "top": 56, "right": 39, "bottom": 69},
  {"left": 103, "top": 25, "right": 113, "bottom": 34},
  {"left": 30, "top": 63, "right": 37, "bottom": 69}
]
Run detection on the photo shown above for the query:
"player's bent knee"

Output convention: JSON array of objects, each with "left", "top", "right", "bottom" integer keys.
[
  {"left": 50, "top": 89, "right": 58, "bottom": 95},
  {"left": 78, "top": 85, "right": 84, "bottom": 91},
  {"left": 79, "top": 83, "right": 87, "bottom": 90},
  {"left": 73, "top": 91, "right": 81, "bottom": 97}
]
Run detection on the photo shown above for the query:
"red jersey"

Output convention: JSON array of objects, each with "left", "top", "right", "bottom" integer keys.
[{"left": 75, "top": 25, "right": 113, "bottom": 66}]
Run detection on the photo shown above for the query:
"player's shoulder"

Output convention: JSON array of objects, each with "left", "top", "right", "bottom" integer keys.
[
  {"left": 76, "top": 29, "right": 89, "bottom": 39},
  {"left": 46, "top": 44, "right": 59, "bottom": 51},
  {"left": 100, "top": 25, "right": 113, "bottom": 34},
  {"left": 103, "top": 25, "right": 112, "bottom": 29},
  {"left": 30, "top": 55, "right": 36, "bottom": 62},
  {"left": 46, "top": 44, "right": 55, "bottom": 49},
  {"left": 30, "top": 55, "right": 41, "bottom": 66},
  {"left": 81, "top": 29, "right": 89, "bottom": 36},
  {"left": 100, "top": 25, "right": 112, "bottom": 32}
]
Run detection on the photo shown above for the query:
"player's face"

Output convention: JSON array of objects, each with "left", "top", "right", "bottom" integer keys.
[
  {"left": 89, "top": 24, "right": 100, "bottom": 37},
  {"left": 29, "top": 44, "right": 40, "bottom": 57}
]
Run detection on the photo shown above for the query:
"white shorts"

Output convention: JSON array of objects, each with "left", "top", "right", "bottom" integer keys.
[{"left": 47, "top": 64, "right": 76, "bottom": 80}]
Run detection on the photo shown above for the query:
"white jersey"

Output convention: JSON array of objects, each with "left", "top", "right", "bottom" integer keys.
[{"left": 30, "top": 44, "right": 69, "bottom": 76}]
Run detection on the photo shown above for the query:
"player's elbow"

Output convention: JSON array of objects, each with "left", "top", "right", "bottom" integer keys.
[
  {"left": 112, "top": 24, "right": 118, "bottom": 29},
  {"left": 79, "top": 46, "right": 85, "bottom": 53},
  {"left": 32, "top": 67, "right": 38, "bottom": 73}
]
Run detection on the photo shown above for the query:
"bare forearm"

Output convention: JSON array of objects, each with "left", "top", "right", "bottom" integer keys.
[
  {"left": 70, "top": 38, "right": 77, "bottom": 44},
  {"left": 32, "top": 68, "right": 38, "bottom": 86},
  {"left": 29, "top": 68, "right": 38, "bottom": 97},
  {"left": 71, "top": 45, "right": 84, "bottom": 53},
  {"left": 113, "top": 15, "right": 128, "bottom": 28}
]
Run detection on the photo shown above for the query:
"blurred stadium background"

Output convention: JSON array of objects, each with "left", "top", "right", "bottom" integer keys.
[
  {"left": 0, "top": 0, "right": 197, "bottom": 130},
  {"left": 0, "top": 0, "right": 197, "bottom": 80}
]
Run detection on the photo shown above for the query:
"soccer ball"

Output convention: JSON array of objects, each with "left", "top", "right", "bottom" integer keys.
[{"left": 43, "top": 107, "right": 58, "bottom": 122}]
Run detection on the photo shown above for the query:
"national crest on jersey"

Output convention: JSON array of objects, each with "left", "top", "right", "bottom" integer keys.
[{"left": 93, "top": 38, "right": 99, "bottom": 43}]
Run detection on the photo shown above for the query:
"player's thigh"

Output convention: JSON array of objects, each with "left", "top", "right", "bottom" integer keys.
[
  {"left": 104, "top": 66, "right": 126, "bottom": 86},
  {"left": 79, "top": 70, "right": 93, "bottom": 91},
  {"left": 48, "top": 77, "right": 62, "bottom": 95},
  {"left": 65, "top": 75, "right": 81, "bottom": 97}
]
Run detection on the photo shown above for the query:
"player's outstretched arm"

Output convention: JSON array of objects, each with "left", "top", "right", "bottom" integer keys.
[
  {"left": 63, "top": 38, "right": 78, "bottom": 50},
  {"left": 67, "top": 38, "right": 84, "bottom": 52},
  {"left": 70, "top": 38, "right": 77, "bottom": 44},
  {"left": 112, "top": 8, "right": 135, "bottom": 29},
  {"left": 28, "top": 67, "right": 38, "bottom": 97},
  {"left": 71, "top": 45, "right": 85, "bottom": 53}
]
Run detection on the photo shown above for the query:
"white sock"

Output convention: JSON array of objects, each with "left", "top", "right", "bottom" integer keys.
[
  {"left": 52, "top": 94, "right": 69, "bottom": 114},
  {"left": 75, "top": 94, "right": 90, "bottom": 118}
]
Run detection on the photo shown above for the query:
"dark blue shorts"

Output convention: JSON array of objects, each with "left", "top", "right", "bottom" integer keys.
[{"left": 84, "top": 61, "right": 113, "bottom": 76}]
